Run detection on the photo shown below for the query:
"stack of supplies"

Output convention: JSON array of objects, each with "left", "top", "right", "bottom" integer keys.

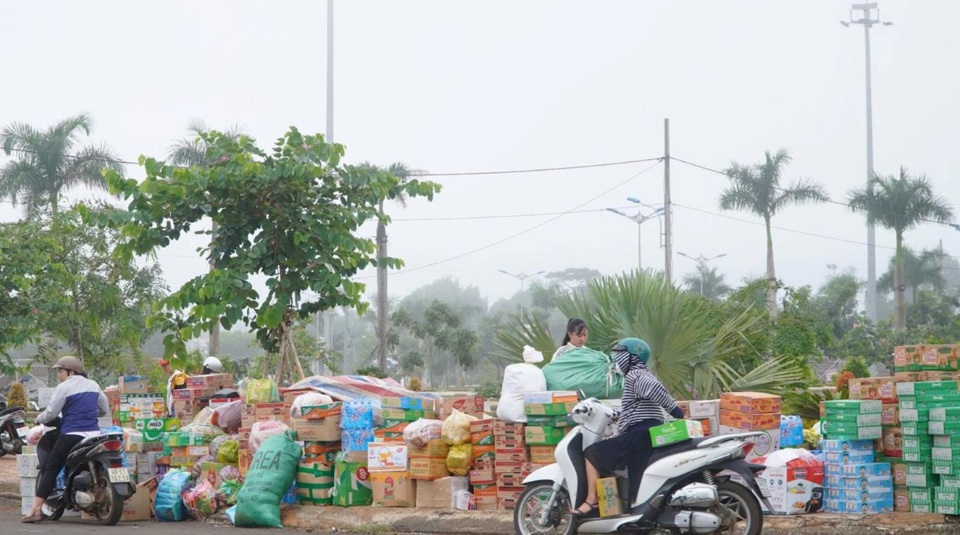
[{"left": 718, "top": 392, "right": 782, "bottom": 460}]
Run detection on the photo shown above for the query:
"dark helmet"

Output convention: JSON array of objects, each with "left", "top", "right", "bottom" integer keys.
[{"left": 613, "top": 337, "right": 651, "bottom": 365}]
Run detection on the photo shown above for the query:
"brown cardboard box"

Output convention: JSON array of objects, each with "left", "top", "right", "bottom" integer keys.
[
  {"left": 468, "top": 468, "right": 496, "bottom": 484},
  {"left": 529, "top": 445, "right": 556, "bottom": 464},
  {"left": 876, "top": 377, "right": 898, "bottom": 401},
  {"left": 495, "top": 435, "right": 525, "bottom": 449},
  {"left": 719, "top": 392, "right": 781, "bottom": 414},
  {"left": 882, "top": 427, "right": 903, "bottom": 457},
  {"left": 923, "top": 344, "right": 960, "bottom": 367},
  {"left": 895, "top": 487, "right": 910, "bottom": 512},
  {"left": 415, "top": 476, "right": 469, "bottom": 508},
  {"left": 849, "top": 378, "right": 879, "bottom": 400},
  {"left": 597, "top": 477, "right": 623, "bottom": 517},
  {"left": 299, "top": 402, "right": 343, "bottom": 420},
  {"left": 718, "top": 409, "right": 780, "bottom": 430},
  {"left": 475, "top": 495, "right": 498, "bottom": 510},
  {"left": 493, "top": 421, "right": 526, "bottom": 436},
  {"left": 470, "top": 418, "right": 496, "bottom": 434},
  {"left": 495, "top": 461, "right": 534, "bottom": 475},
  {"left": 292, "top": 417, "right": 342, "bottom": 442},
  {"left": 121, "top": 478, "right": 159, "bottom": 521},
  {"left": 367, "top": 442, "right": 409, "bottom": 472},
  {"left": 895, "top": 371, "right": 922, "bottom": 383},
  {"left": 409, "top": 439, "right": 449, "bottom": 458},
  {"left": 371, "top": 471, "right": 416, "bottom": 507},
  {"left": 892, "top": 463, "right": 907, "bottom": 486},
  {"left": 493, "top": 449, "right": 529, "bottom": 463},
  {"left": 882, "top": 404, "right": 899, "bottom": 426},
  {"left": 186, "top": 373, "right": 234, "bottom": 388},
  {"left": 119, "top": 376, "right": 150, "bottom": 395},
  {"left": 496, "top": 473, "right": 526, "bottom": 488},
  {"left": 409, "top": 457, "right": 450, "bottom": 480},
  {"left": 894, "top": 345, "right": 922, "bottom": 367},
  {"left": 439, "top": 396, "right": 485, "bottom": 419}
]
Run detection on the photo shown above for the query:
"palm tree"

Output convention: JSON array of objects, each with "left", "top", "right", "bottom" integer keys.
[
  {"left": 356, "top": 162, "right": 414, "bottom": 373},
  {"left": 494, "top": 271, "right": 807, "bottom": 399},
  {"left": 0, "top": 114, "right": 122, "bottom": 219},
  {"left": 720, "top": 149, "right": 829, "bottom": 318},
  {"left": 848, "top": 168, "right": 955, "bottom": 331},
  {"left": 681, "top": 264, "right": 732, "bottom": 301},
  {"left": 877, "top": 246, "right": 944, "bottom": 305},
  {"left": 168, "top": 120, "right": 246, "bottom": 357}
]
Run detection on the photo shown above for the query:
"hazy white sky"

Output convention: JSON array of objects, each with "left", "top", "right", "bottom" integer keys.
[{"left": 2, "top": 1, "right": 958, "bottom": 306}]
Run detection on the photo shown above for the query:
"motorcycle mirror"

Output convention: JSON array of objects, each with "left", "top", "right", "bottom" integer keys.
[{"left": 577, "top": 389, "right": 586, "bottom": 401}]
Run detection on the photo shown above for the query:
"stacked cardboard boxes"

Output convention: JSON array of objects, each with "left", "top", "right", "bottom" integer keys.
[
  {"left": 368, "top": 442, "right": 415, "bottom": 507},
  {"left": 677, "top": 400, "right": 720, "bottom": 437},
  {"left": 493, "top": 419, "right": 529, "bottom": 510},
  {"left": 718, "top": 392, "right": 781, "bottom": 460},
  {"left": 410, "top": 438, "right": 451, "bottom": 480},
  {"left": 523, "top": 391, "right": 576, "bottom": 450},
  {"left": 821, "top": 438, "right": 893, "bottom": 513},
  {"left": 378, "top": 398, "right": 437, "bottom": 442}
]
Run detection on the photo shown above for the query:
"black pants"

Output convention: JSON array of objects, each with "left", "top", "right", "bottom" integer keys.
[
  {"left": 36, "top": 433, "right": 83, "bottom": 499},
  {"left": 583, "top": 419, "right": 659, "bottom": 504}
]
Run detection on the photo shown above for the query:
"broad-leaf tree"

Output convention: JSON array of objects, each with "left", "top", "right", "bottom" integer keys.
[
  {"left": 720, "top": 149, "right": 829, "bottom": 317},
  {"left": 848, "top": 168, "right": 955, "bottom": 330},
  {"left": 392, "top": 300, "right": 478, "bottom": 388},
  {"left": 167, "top": 120, "right": 247, "bottom": 358},
  {"left": 0, "top": 114, "right": 123, "bottom": 219},
  {"left": 86, "top": 128, "right": 440, "bottom": 380}
]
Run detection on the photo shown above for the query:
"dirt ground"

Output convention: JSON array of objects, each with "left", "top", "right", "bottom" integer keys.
[{"left": 0, "top": 456, "right": 19, "bottom": 495}]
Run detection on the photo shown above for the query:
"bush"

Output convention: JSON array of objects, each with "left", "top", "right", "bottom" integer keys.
[
  {"left": 355, "top": 365, "right": 387, "bottom": 379},
  {"left": 8, "top": 382, "right": 28, "bottom": 410}
]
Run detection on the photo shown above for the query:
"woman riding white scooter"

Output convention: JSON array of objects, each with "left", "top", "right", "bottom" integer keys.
[
  {"left": 23, "top": 356, "right": 109, "bottom": 523},
  {"left": 571, "top": 338, "right": 685, "bottom": 518}
]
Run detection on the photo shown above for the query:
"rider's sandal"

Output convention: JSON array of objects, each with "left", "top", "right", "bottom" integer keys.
[
  {"left": 571, "top": 502, "right": 599, "bottom": 518},
  {"left": 21, "top": 512, "right": 45, "bottom": 524}
]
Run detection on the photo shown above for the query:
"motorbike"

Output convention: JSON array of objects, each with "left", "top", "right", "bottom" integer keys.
[
  {"left": 38, "top": 425, "right": 133, "bottom": 526},
  {"left": 0, "top": 406, "right": 28, "bottom": 457},
  {"left": 513, "top": 397, "right": 774, "bottom": 535}
]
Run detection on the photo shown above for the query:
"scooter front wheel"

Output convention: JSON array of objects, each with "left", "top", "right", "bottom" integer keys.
[{"left": 514, "top": 483, "right": 575, "bottom": 535}]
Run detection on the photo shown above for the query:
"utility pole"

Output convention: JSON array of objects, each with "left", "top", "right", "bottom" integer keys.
[
  {"left": 323, "top": 0, "right": 336, "bottom": 373},
  {"left": 606, "top": 200, "right": 664, "bottom": 271},
  {"left": 677, "top": 252, "right": 727, "bottom": 297},
  {"left": 841, "top": 2, "right": 892, "bottom": 322},
  {"left": 499, "top": 269, "right": 545, "bottom": 319},
  {"left": 663, "top": 118, "right": 673, "bottom": 284}
]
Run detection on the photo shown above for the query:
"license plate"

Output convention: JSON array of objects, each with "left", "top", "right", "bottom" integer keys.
[
  {"left": 107, "top": 468, "right": 129, "bottom": 483},
  {"left": 15, "top": 426, "right": 27, "bottom": 438}
]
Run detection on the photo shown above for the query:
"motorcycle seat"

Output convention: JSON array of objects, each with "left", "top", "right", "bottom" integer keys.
[
  {"left": 647, "top": 437, "right": 710, "bottom": 465},
  {"left": 0, "top": 406, "right": 24, "bottom": 416},
  {"left": 77, "top": 431, "right": 123, "bottom": 447}
]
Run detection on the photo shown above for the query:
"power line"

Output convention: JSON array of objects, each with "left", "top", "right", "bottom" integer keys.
[
  {"left": 0, "top": 145, "right": 663, "bottom": 179},
  {"left": 359, "top": 159, "right": 664, "bottom": 279},
  {"left": 393, "top": 204, "right": 643, "bottom": 222},
  {"left": 670, "top": 156, "right": 958, "bottom": 230}
]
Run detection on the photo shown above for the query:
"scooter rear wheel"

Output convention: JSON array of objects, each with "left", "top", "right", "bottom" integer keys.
[
  {"left": 715, "top": 481, "right": 763, "bottom": 535},
  {"left": 93, "top": 473, "right": 124, "bottom": 526},
  {"left": 514, "top": 483, "right": 575, "bottom": 535}
]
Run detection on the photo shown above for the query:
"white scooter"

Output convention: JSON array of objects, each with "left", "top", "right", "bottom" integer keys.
[{"left": 514, "top": 397, "right": 774, "bottom": 535}]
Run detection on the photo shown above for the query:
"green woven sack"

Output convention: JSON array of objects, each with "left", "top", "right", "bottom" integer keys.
[{"left": 235, "top": 433, "right": 303, "bottom": 527}]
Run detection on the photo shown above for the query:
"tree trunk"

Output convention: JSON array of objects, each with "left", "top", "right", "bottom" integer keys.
[
  {"left": 209, "top": 220, "right": 220, "bottom": 357},
  {"left": 895, "top": 232, "right": 906, "bottom": 331},
  {"left": 765, "top": 216, "right": 778, "bottom": 318},
  {"left": 376, "top": 213, "right": 389, "bottom": 373}
]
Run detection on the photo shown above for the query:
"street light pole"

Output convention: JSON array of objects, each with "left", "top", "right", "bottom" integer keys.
[
  {"left": 677, "top": 252, "right": 727, "bottom": 297},
  {"left": 499, "top": 269, "right": 546, "bottom": 318},
  {"left": 841, "top": 2, "right": 892, "bottom": 322},
  {"left": 607, "top": 199, "right": 664, "bottom": 271}
]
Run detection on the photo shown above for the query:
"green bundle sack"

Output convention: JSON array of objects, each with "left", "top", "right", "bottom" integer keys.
[
  {"left": 217, "top": 439, "right": 239, "bottom": 464},
  {"left": 235, "top": 432, "right": 303, "bottom": 528},
  {"left": 542, "top": 347, "right": 624, "bottom": 399}
]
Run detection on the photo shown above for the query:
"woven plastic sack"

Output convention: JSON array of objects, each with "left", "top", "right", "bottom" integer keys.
[
  {"left": 446, "top": 443, "right": 472, "bottom": 476},
  {"left": 246, "top": 378, "right": 280, "bottom": 404},
  {"left": 441, "top": 409, "right": 476, "bottom": 445},
  {"left": 250, "top": 420, "right": 289, "bottom": 454},
  {"left": 217, "top": 439, "right": 239, "bottom": 464},
  {"left": 154, "top": 469, "right": 192, "bottom": 522},
  {"left": 403, "top": 418, "right": 443, "bottom": 448},
  {"left": 235, "top": 433, "right": 303, "bottom": 528},
  {"left": 542, "top": 347, "right": 623, "bottom": 399},
  {"left": 291, "top": 392, "right": 333, "bottom": 419}
]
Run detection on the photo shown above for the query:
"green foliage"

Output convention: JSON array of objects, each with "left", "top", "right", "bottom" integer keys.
[
  {"left": 840, "top": 356, "right": 871, "bottom": 378},
  {"left": 491, "top": 311, "right": 557, "bottom": 365},
  {"left": 781, "top": 388, "right": 837, "bottom": 422},
  {"left": 7, "top": 382, "right": 28, "bottom": 409},
  {"left": 681, "top": 264, "right": 732, "bottom": 302},
  {"left": 392, "top": 300, "right": 478, "bottom": 387},
  {"left": 0, "top": 114, "right": 123, "bottom": 219},
  {"left": 355, "top": 365, "right": 387, "bottom": 379},
  {"left": 497, "top": 271, "right": 807, "bottom": 399},
  {"left": 86, "top": 127, "right": 440, "bottom": 364},
  {"left": 474, "top": 379, "right": 502, "bottom": 399}
]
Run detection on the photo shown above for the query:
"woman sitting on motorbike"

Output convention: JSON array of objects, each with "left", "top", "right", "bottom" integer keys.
[
  {"left": 572, "top": 338, "right": 685, "bottom": 517},
  {"left": 23, "top": 356, "right": 109, "bottom": 523}
]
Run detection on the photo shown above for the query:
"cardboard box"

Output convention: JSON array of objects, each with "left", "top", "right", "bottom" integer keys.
[
  {"left": 524, "top": 401, "right": 577, "bottom": 417},
  {"left": 882, "top": 404, "right": 900, "bottom": 426},
  {"left": 300, "top": 402, "right": 342, "bottom": 420},
  {"left": 333, "top": 457, "right": 373, "bottom": 507},
  {"left": 522, "top": 391, "right": 578, "bottom": 404},
  {"left": 439, "top": 396, "right": 485, "bottom": 419},
  {"left": 495, "top": 434, "right": 525, "bottom": 449},
  {"left": 720, "top": 392, "right": 781, "bottom": 414},
  {"left": 292, "top": 417, "right": 342, "bottom": 442},
  {"left": 380, "top": 396, "right": 430, "bottom": 410},
  {"left": 650, "top": 420, "right": 704, "bottom": 447},
  {"left": 719, "top": 409, "right": 780, "bottom": 430},
  {"left": 409, "top": 439, "right": 449, "bottom": 458},
  {"left": 850, "top": 378, "right": 879, "bottom": 400},
  {"left": 495, "top": 461, "right": 534, "bottom": 475},
  {"left": 415, "top": 476, "right": 469, "bottom": 508},
  {"left": 367, "top": 442, "right": 409, "bottom": 472},
  {"left": 371, "top": 471, "right": 416, "bottom": 507},
  {"left": 472, "top": 429, "right": 494, "bottom": 447},
  {"left": 686, "top": 400, "right": 720, "bottom": 419},
  {"left": 876, "top": 377, "right": 898, "bottom": 401},
  {"left": 410, "top": 457, "right": 450, "bottom": 480},
  {"left": 186, "top": 373, "right": 234, "bottom": 388},
  {"left": 119, "top": 375, "right": 150, "bottom": 395},
  {"left": 882, "top": 427, "right": 903, "bottom": 457},
  {"left": 470, "top": 418, "right": 496, "bottom": 433},
  {"left": 468, "top": 468, "right": 496, "bottom": 485},
  {"left": 597, "top": 477, "right": 624, "bottom": 517},
  {"left": 238, "top": 448, "right": 252, "bottom": 477},
  {"left": 493, "top": 421, "right": 526, "bottom": 436},
  {"left": 756, "top": 455, "right": 826, "bottom": 514},
  {"left": 121, "top": 480, "right": 156, "bottom": 521},
  {"left": 529, "top": 445, "right": 556, "bottom": 464},
  {"left": 17, "top": 453, "right": 39, "bottom": 477},
  {"left": 525, "top": 426, "right": 568, "bottom": 445}
]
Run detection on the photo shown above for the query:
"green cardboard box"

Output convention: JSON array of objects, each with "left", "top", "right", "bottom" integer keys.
[
  {"left": 649, "top": 420, "right": 703, "bottom": 448},
  {"left": 524, "top": 401, "right": 577, "bottom": 416}
]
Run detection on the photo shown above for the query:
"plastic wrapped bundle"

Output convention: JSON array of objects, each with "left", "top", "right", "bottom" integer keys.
[{"left": 403, "top": 418, "right": 443, "bottom": 448}]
